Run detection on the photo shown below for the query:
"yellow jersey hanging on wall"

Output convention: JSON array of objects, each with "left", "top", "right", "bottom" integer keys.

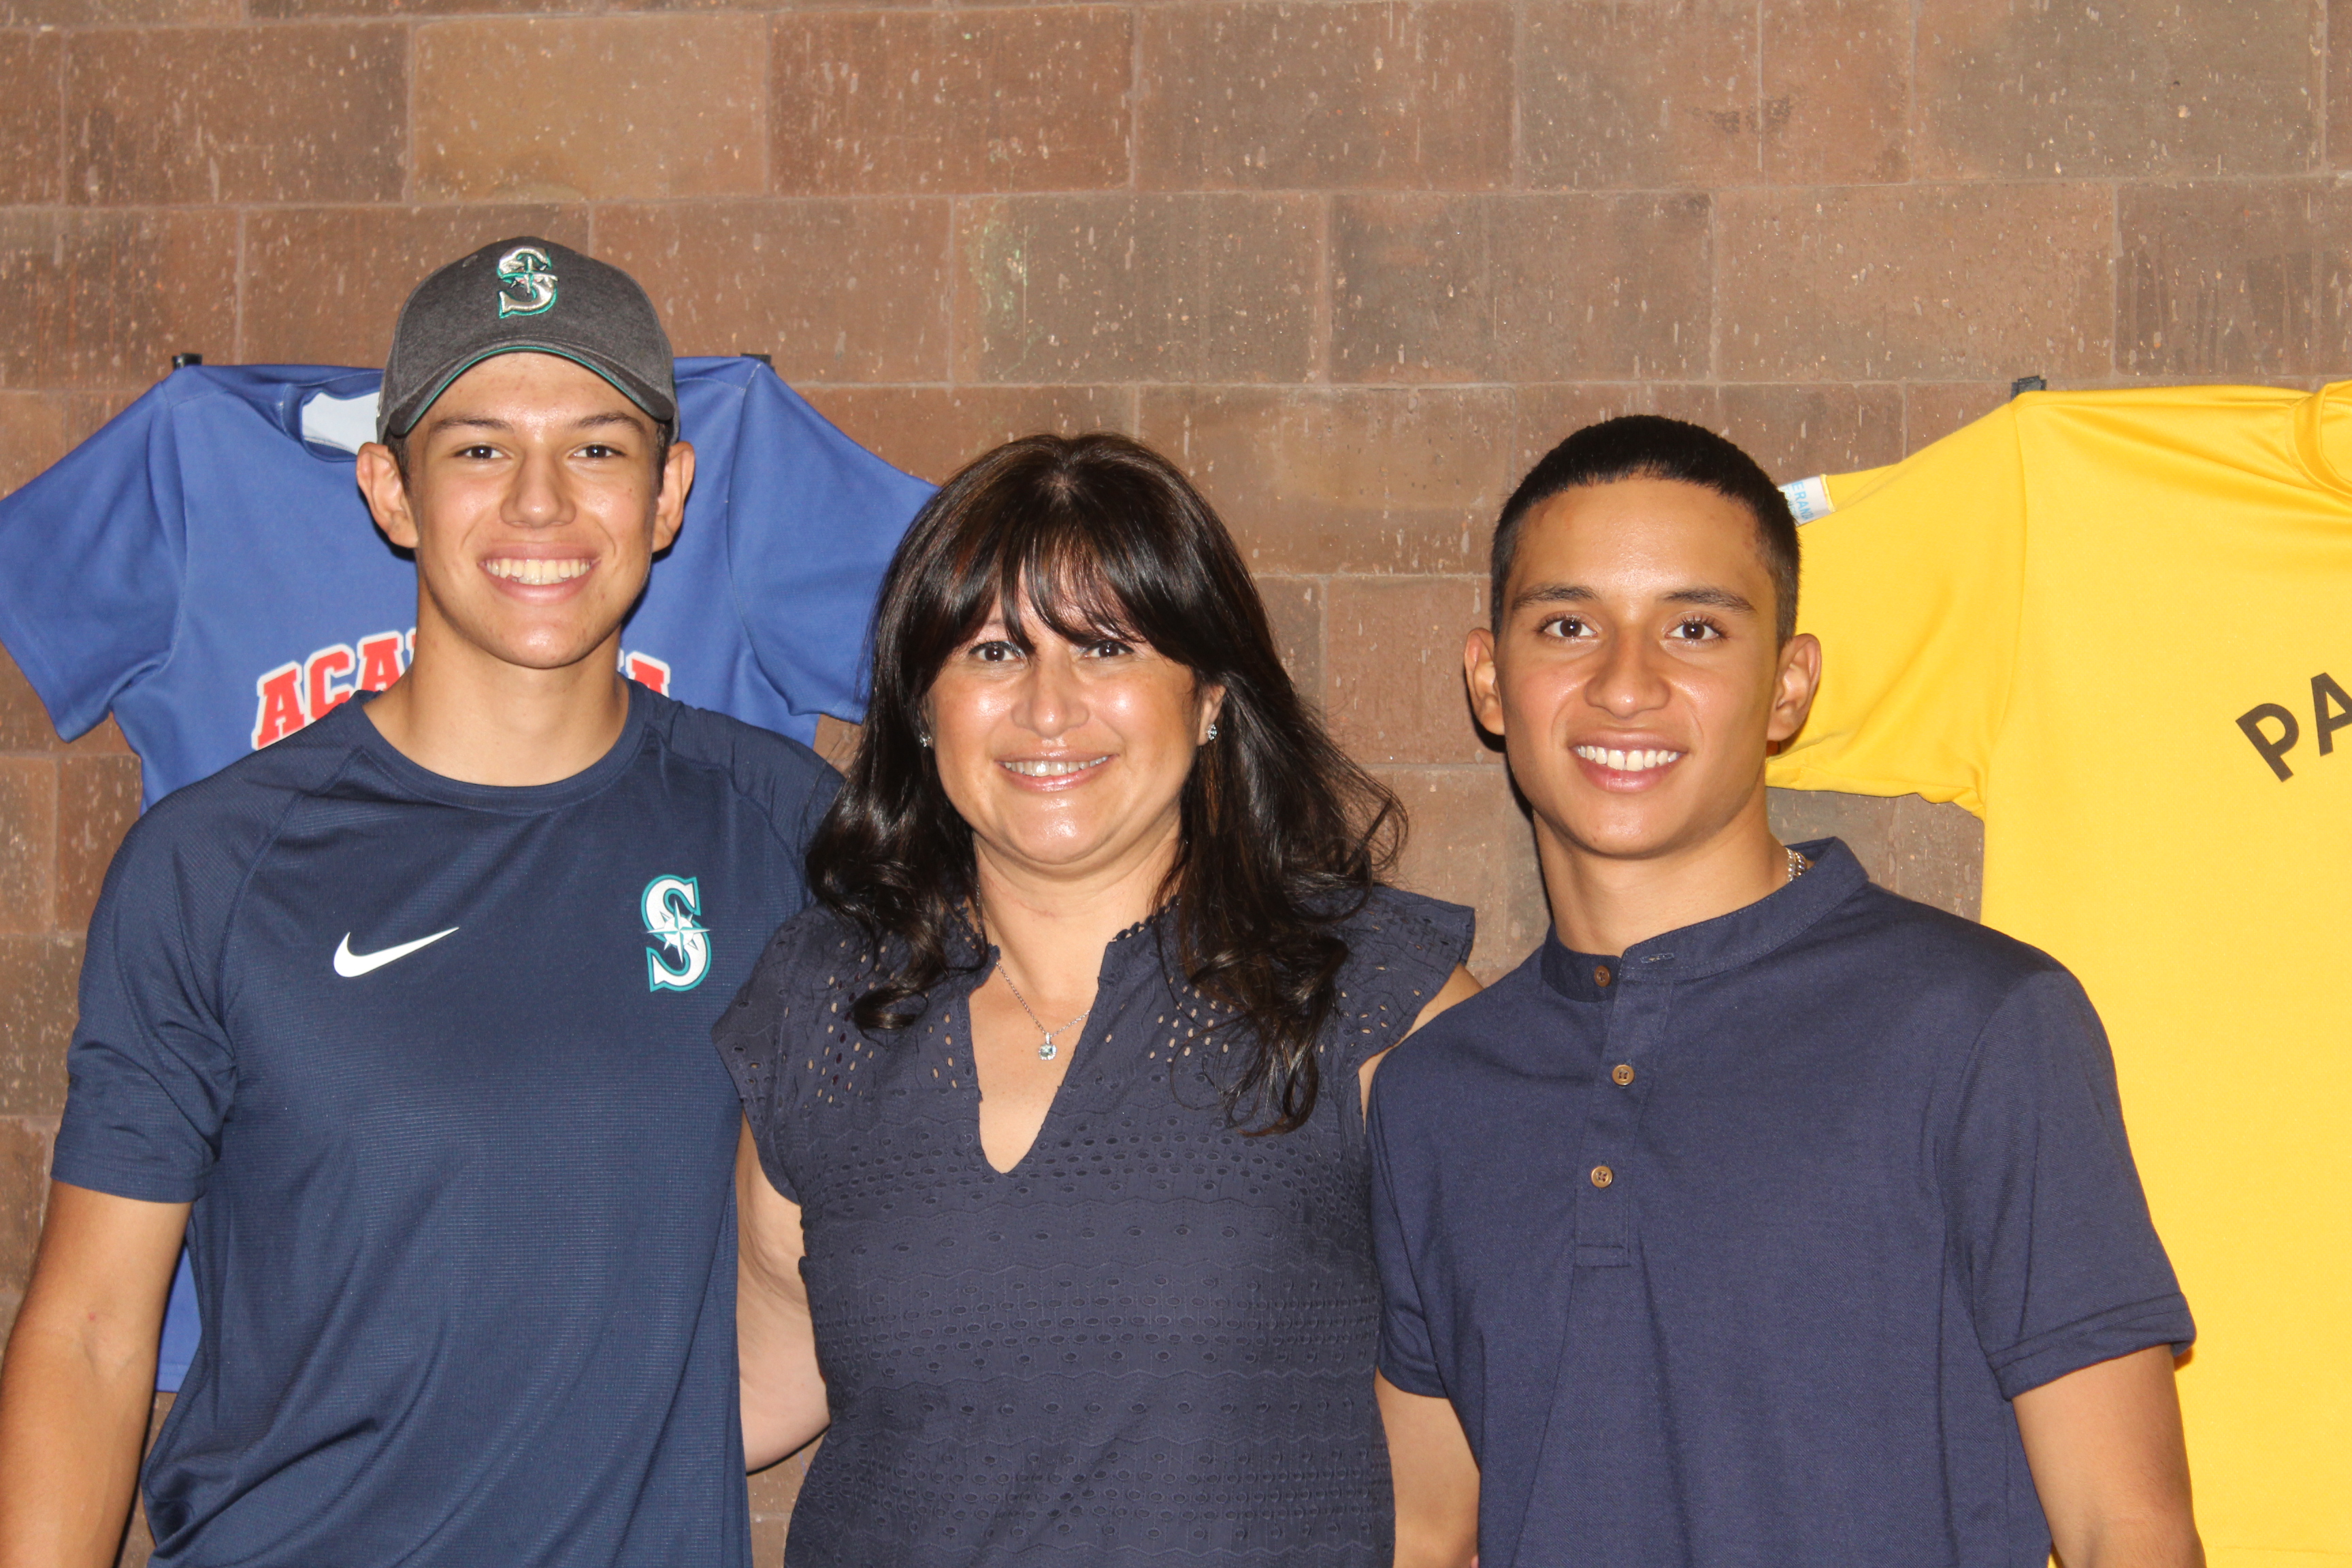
[{"left": 1771, "top": 383, "right": 2352, "bottom": 1568}]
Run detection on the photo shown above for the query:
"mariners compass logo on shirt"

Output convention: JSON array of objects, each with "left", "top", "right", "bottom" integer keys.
[
  {"left": 641, "top": 875, "right": 710, "bottom": 992},
  {"left": 495, "top": 246, "right": 558, "bottom": 319}
]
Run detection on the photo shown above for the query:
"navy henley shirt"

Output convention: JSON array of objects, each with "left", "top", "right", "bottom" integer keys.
[{"left": 1367, "top": 838, "right": 2192, "bottom": 1567}]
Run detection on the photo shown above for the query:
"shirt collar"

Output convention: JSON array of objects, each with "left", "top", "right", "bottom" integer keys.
[{"left": 1538, "top": 837, "right": 1867, "bottom": 1000}]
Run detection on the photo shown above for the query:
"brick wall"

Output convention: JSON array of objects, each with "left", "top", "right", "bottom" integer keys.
[{"left": 1, "top": 0, "right": 2342, "bottom": 1557}]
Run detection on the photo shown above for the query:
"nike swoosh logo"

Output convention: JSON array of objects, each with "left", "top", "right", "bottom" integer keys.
[{"left": 333, "top": 928, "right": 459, "bottom": 979}]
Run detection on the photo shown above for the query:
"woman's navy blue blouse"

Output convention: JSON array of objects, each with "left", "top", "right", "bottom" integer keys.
[{"left": 715, "top": 887, "right": 1472, "bottom": 1567}]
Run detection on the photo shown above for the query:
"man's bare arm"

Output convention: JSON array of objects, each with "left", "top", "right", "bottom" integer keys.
[
  {"left": 1379, "top": 1373, "right": 1478, "bottom": 1568},
  {"left": 2014, "top": 1344, "right": 2202, "bottom": 1568},
  {"left": 0, "top": 1183, "right": 187, "bottom": 1568},
  {"left": 736, "top": 1123, "right": 830, "bottom": 1472},
  {"left": 1363, "top": 968, "right": 1482, "bottom": 1563}
]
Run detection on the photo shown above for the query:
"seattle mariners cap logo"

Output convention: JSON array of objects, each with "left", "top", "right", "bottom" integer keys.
[
  {"left": 642, "top": 875, "right": 711, "bottom": 992},
  {"left": 379, "top": 235, "right": 678, "bottom": 442},
  {"left": 495, "top": 246, "right": 558, "bottom": 319}
]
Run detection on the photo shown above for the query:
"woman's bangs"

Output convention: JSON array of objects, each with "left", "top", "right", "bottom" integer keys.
[{"left": 995, "top": 514, "right": 1148, "bottom": 651}]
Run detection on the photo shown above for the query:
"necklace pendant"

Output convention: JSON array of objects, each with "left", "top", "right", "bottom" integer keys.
[{"left": 1037, "top": 1039, "right": 1058, "bottom": 1062}]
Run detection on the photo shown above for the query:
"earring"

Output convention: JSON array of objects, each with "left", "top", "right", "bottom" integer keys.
[
  {"left": 1205, "top": 721, "right": 1219, "bottom": 742},
  {"left": 916, "top": 731, "right": 932, "bottom": 749}
]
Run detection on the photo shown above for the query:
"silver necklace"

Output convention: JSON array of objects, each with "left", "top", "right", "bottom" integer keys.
[
  {"left": 998, "top": 967, "right": 1091, "bottom": 1062},
  {"left": 1785, "top": 846, "right": 1810, "bottom": 883}
]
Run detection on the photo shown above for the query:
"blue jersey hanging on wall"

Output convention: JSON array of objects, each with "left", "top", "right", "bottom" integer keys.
[
  {"left": 0, "top": 357, "right": 933, "bottom": 1388},
  {"left": 0, "top": 357, "right": 929, "bottom": 805}
]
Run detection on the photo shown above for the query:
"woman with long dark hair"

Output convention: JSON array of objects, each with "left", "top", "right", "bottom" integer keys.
[{"left": 716, "top": 433, "right": 1477, "bottom": 1565}]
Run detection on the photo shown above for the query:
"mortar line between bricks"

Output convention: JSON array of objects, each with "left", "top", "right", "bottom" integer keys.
[
  {"left": 943, "top": 193, "right": 961, "bottom": 386},
  {"left": 400, "top": 16, "right": 416, "bottom": 206},
  {"left": 1313, "top": 573, "right": 1330, "bottom": 715},
  {"left": 11, "top": 172, "right": 2331, "bottom": 214},
  {"left": 232, "top": 208, "right": 248, "bottom": 363},
  {"left": 1905, "top": 0, "right": 1921, "bottom": 174},
  {"left": 1506, "top": 0, "right": 1524, "bottom": 191},
  {"left": 952, "top": 369, "right": 2239, "bottom": 393},
  {"left": 788, "top": 377, "right": 1980, "bottom": 393},
  {"left": 738, "top": 1, "right": 1135, "bottom": 17},
  {"left": 2106, "top": 180, "right": 2121, "bottom": 379},
  {"left": 82, "top": 10, "right": 625, "bottom": 29},
  {"left": 1307, "top": 194, "right": 1331, "bottom": 385},
  {"left": 755, "top": 8, "right": 774, "bottom": 202},
  {"left": 1706, "top": 193, "right": 1722, "bottom": 382},
  {"left": 17, "top": 755, "right": 59, "bottom": 935},
  {"left": 1751, "top": 0, "right": 1763, "bottom": 181},
  {"left": 52, "top": 27, "right": 67, "bottom": 205},
  {"left": 1124, "top": 0, "right": 1139, "bottom": 193}
]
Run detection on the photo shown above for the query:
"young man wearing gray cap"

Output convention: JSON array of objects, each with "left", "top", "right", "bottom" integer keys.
[{"left": 0, "top": 239, "right": 835, "bottom": 1566}]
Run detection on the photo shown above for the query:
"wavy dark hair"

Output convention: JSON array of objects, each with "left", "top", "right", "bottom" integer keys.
[{"left": 808, "top": 432, "right": 1403, "bottom": 1134}]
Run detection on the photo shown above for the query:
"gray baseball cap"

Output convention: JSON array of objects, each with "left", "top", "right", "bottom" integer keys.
[{"left": 376, "top": 236, "right": 677, "bottom": 442}]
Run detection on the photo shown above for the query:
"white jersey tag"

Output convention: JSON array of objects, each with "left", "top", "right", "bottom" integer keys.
[
  {"left": 1779, "top": 474, "right": 1834, "bottom": 525},
  {"left": 300, "top": 390, "right": 382, "bottom": 456}
]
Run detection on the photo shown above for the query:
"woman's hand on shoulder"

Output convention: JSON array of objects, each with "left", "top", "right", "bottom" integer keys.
[{"left": 1360, "top": 965, "right": 1481, "bottom": 1116}]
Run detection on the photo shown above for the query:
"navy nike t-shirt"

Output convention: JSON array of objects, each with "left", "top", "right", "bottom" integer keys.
[{"left": 52, "top": 683, "right": 834, "bottom": 1567}]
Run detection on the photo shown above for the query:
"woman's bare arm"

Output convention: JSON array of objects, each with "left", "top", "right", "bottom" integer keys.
[
  {"left": 736, "top": 1122, "right": 831, "bottom": 1471},
  {"left": 0, "top": 1183, "right": 187, "bottom": 1568}
]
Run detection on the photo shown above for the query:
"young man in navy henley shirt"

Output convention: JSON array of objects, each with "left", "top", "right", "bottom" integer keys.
[{"left": 1367, "top": 416, "right": 2200, "bottom": 1568}]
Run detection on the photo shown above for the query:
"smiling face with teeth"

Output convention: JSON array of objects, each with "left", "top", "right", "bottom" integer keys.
[
  {"left": 357, "top": 351, "right": 693, "bottom": 683},
  {"left": 926, "top": 592, "right": 1223, "bottom": 894},
  {"left": 1465, "top": 476, "right": 1821, "bottom": 903}
]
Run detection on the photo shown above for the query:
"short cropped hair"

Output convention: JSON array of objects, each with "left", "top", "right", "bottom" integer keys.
[{"left": 1490, "top": 415, "right": 1800, "bottom": 643}]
